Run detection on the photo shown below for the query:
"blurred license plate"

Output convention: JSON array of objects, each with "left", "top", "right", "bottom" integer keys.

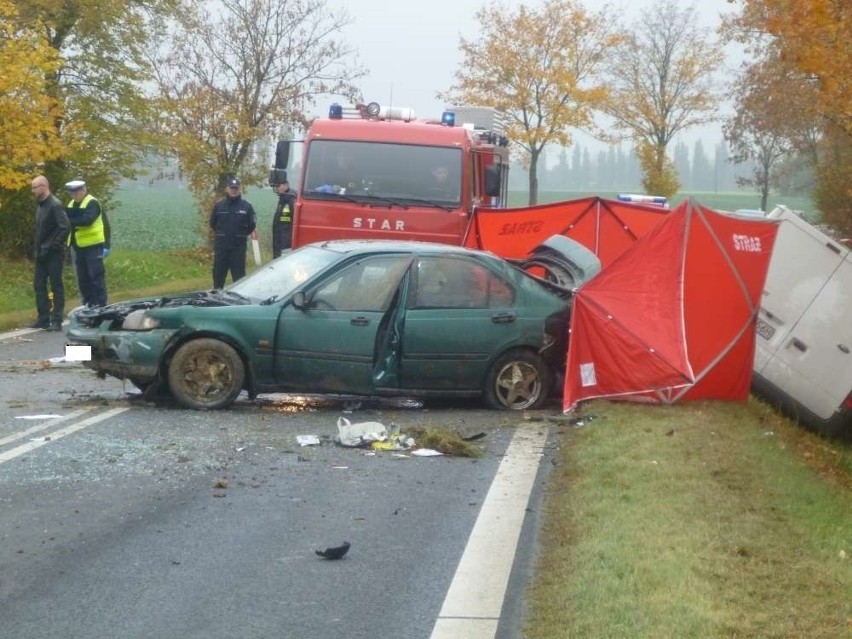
[
  {"left": 65, "top": 344, "right": 92, "bottom": 361},
  {"left": 756, "top": 318, "right": 775, "bottom": 340}
]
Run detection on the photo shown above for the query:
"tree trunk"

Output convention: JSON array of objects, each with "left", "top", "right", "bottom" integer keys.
[
  {"left": 759, "top": 162, "right": 771, "bottom": 212},
  {"left": 528, "top": 148, "right": 541, "bottom": 206}
]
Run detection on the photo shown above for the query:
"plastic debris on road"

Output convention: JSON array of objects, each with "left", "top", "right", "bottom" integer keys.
[
  {"left": 335, "top": 418, "right": 419, "bottom": 452},
  {"left": 335, "top": 417, "right": 388, "bottom": 447},
  {"left": 297, "top": 435, "right": 321, "bottom": 446}
]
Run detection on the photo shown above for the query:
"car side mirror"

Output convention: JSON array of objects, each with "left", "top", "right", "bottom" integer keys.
[{"left": 292, "top": 290, "right": 307, "bottom": 310}]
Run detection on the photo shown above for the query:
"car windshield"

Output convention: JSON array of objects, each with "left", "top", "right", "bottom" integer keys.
[
  {"left": 227, "top": 246, "right": 341, "bottom": 301},
  {"left": 303, "top": 140, "right": 462, "bottom": 205}
]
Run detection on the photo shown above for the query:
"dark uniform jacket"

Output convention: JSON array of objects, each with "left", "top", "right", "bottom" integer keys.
[
  {"left": 209, "top": 195, "right": 257, "bottom": 248},
  {"left": 272, "top": 189, "right": 296, "bottom": 258}
]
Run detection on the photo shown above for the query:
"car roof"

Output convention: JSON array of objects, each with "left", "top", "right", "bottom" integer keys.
[{"left": 309, "top": 239, "right": 491, "bottom": 257}]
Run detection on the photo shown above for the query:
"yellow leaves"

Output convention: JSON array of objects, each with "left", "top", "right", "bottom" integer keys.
[
  {"left": 737, "top": 0, "right": 851, "bottom": 137},
  {"left": 442, "top": 0, "right": 617, "bottom": 202},
  {"left": 0, "top": 0, "right": 63, "bottom": 190},
  {"left": 635, "top": 141, "right": 680, "bottom": 199}
]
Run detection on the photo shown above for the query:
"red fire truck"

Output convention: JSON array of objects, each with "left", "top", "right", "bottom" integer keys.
[{"left": 271, "top": 102, "right": 510, "bottom": 248}]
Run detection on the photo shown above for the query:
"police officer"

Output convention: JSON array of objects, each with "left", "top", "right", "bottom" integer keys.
[
  {"left": 209, "top": 177, "right": 257, "bottom": 289},
  {"left": 271, "top": 178, "right": 296, "bottom": 258},
  {"left": 65, "top": 180, "right": 109, "bottom": 308}
]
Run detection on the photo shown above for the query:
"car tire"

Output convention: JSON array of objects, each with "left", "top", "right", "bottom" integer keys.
[
  {"left": 484, "top": 349, "right": 550, "bottom": 411},
  {"left": 167, "top": 338, "right": 245, "bottom": 410}
]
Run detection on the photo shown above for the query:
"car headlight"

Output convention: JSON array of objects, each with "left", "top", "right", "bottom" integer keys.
[{"left": 122, "top": 309, "right": 160, "bottom": 330}]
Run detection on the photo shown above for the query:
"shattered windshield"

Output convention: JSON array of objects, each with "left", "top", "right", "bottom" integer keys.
[
  {"left": 227, "top": 246, "right": 341, "bottom": 301},
  {"left": 303, "top": 140, "right": 462, "bottom": 206}
]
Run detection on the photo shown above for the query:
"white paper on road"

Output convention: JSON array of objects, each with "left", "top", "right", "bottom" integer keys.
[{"left": 412, "top": 448, "right": 443, "bottom": 457}]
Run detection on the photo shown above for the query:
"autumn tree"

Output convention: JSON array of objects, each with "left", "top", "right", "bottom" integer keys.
[
  {"left": 0, "top": 0, "right": 179, "bottom": 255},
  {"left": 151, "top": 0, "right": 364, "bottom": 227},
  {"left": 813, "top": 123, "right": 852, "bottom": 233},
  {"left": 724, "top": 0, "right": 851, "bottom": 233},
  {"left": 723, "top": 54, "right": 820, "bottom": 211},
  {"left": 726, "top": 0, "right": 850, "bottom": 139},
  {"left": 16, "top": 0, "right": 178, "bottom": 186},
  {"left": 0, "top": 0, "right": 61, "bottom": 190},
  {"left": 440, "top": 0, "right": 618, "bottom": 205},
  {"left": 605, "top": 0, "right": 723, "bottom": 198},
  {"left": 0, "top": 0, "right": 63, "bottom": 255}
]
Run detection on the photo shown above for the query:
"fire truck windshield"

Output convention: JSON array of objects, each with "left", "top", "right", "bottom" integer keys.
[{"left": 303, "top": 140, "right": 463, "bottom": 206}]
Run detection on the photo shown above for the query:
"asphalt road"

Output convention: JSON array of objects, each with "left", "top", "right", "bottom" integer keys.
[{"left": 0, "top": 327, "right": 557, "bottom": 639}]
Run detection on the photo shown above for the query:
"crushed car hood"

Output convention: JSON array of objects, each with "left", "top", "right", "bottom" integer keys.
[{"left": 71, "top": 290, "right": 250, "bottom": 326}]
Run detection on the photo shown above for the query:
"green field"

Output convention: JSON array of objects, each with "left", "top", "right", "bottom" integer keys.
[{"left": 108, "top": 185, "right": 816, "bottom": 253}]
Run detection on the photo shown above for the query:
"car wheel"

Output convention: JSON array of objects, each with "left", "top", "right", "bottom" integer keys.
[
  {"left": 522, "top": 257, "right": 576, "bottom": 288},
  {"left": 484, "top": 349, "right": 550, "bottom": 410},
  {"left": 167, "top": 338, "right": 245, "bottom": 410}
]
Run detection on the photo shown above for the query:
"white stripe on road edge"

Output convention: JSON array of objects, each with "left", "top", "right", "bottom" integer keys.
[
  {"left": 0, "top": 327, "right": 48, "bottom": 341},
  {"left": 430, "top": 425, "right": 548, "bottom": 639},
  {"left": 0, "top": 407, "right": 130, "bottom": 465},
  {"left": 0, "top": 408, "right": 93, "bottom": 448}
]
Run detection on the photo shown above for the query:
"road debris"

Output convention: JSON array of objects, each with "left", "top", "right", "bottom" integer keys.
[{"left": 315, "top": 541, "right": 350, "bottom": 560}]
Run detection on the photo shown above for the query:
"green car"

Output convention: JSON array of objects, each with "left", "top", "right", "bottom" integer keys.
[{"left": 66, "top": 238, "right": 600, "bottom": 410}]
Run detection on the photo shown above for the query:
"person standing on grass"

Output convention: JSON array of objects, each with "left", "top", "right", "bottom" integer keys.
[
  {"left": 65, "top": 180, "right": 110, "bottom": 308},
  {"left": 271, "top": 178, "right": 296, "bottom": 258},
  {"left": 29, "top": 176, "right": 70, "bottom": 331},
  {"left": 209, "top": 176, "right": 258, "bottom": 289}
]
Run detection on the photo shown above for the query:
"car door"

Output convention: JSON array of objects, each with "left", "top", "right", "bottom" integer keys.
[
  {"left": 399, "top": 255, "right": 517, "bottom": 390},
  {"left": 273, "top": 255, "right": 411, "bottom": 394}
]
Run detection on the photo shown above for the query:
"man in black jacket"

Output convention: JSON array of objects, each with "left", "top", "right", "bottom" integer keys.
[
  {"left": 30, "top": 175, "right": 70, "bottom": 330},
  {"left": 209, "top": 177, "right": 257, "bottom": 289},
  {"left": 271, "top": 178, "right": 296, "bottom": 258}
]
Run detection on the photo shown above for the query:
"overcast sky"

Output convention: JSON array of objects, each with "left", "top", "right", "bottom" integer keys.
[{"left": 324, "top": 0, "right": 741, "bottom": 155}]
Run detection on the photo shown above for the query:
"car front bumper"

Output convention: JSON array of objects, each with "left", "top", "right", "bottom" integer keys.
[{"left": 66, "top": 325, "right": 179, "bottom": 383}]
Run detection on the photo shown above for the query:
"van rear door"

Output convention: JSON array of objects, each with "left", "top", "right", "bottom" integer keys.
[{"left": 755, "top": 210, "right": 852, "bottom": 420}]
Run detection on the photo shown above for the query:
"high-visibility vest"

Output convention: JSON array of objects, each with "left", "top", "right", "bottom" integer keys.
[{"left": 67, "top": 195, "right": 105, "bottom": 247}]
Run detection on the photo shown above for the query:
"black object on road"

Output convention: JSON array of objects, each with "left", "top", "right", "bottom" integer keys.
[{"left": 315, "top": 541, "right": 351, "bottom": 560}]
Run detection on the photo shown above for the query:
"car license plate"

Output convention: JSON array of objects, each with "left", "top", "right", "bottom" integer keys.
[
  {"left": 756, "top": 318, "right": 775, "bottom": 340},
  {"left": 65, "top": 344, "right": 92, "bottom": 361}
]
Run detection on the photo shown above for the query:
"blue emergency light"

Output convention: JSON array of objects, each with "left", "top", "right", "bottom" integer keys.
[
  {"left": 441, "top": 111, "right": 455, "bottom": 127},
  {"left": 617, "top": 193, "right": 668, "bottom": 207},
  {"left": 329, "top": 103, "right": 343, "bottom": 119}
]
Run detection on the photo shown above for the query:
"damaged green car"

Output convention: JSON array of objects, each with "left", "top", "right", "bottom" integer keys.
[{"left": 66, "top": 238, "right": 600, "bottom": 410}]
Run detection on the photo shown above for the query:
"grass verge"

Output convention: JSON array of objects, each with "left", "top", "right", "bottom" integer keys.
[
  {"left": 526, "top": 398, "right": 852, "bottom": 638},
  {"left": 0, "top": 248, "right": 211, "bottom": 332}
]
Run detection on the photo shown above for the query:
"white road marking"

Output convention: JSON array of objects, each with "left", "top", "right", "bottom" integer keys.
[
  {"left": 430, "top": 425, "right": 548, "bottom": 639},
  {"left": 0, "top": 408, "right": 93, "bottom": 447},
  {"left": 0, "top": 327, "right": 43, "bottom": 341},
  {"left": 0, "top": 407, "right": 130, "bottom": 464}
]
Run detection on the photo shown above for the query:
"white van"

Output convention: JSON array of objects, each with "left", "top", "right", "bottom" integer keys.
[{"left": 753, "top": 206, "right": 852, "bottom": 439}]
